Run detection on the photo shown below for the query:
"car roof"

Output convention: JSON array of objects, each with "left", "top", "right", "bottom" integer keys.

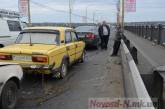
[{"left": 24, "top": 26, "right": 73, "bottom": 31}]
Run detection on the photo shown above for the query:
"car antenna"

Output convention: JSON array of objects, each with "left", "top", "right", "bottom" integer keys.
[{"left": 29, "top": 33, "right": 33, "bottom": 46}]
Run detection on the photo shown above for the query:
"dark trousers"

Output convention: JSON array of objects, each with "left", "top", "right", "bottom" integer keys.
[
  {"left": 112, "top": 40, "right": 121, "bottom": 55},
  {"left": 100, "top": 35, "right": 109, "bottom": 49}
]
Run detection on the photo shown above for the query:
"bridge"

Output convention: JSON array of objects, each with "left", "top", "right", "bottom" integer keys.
[{"left": 1, "top": 0, "right": 165, "bottom": 109}]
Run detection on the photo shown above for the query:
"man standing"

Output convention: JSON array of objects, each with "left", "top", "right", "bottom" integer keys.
[
  {"left": 98, "top": 21, "right": 110, "bottom": 50},
  {"left": 111, "top": 25, "right": 122, "bottom": 56}
]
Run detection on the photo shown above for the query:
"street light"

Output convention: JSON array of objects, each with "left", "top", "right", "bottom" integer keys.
[
  {"left": 85, "top": 4, "right": 91, "bottom": 23},
  {"left": 85, "top": 5, "right": 102, "bottom": 23},
  {"left": 69, "top": 0, "right": 76, "bottom": 27},
  {"left": 28, "top": 0, "right": 31, "bottom": 26},
  {"left": 69, "top": 0, "right": 72, "bottom": 27}
]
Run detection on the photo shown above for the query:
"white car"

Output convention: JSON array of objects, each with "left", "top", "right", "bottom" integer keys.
[
  {"left": 0, "top": 9, "right": 23, "bottom": 47},
  {"left": 0, "top": 62, "right": 23, "bottom": 109}
]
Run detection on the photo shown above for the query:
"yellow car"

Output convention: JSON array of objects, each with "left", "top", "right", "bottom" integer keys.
[{"left": 0, "top": 27, "right": 85, "bottom": 78}]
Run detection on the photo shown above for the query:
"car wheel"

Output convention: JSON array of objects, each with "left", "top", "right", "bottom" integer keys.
[
  {"left": 80, "top": 51, "right": 86, "bottom": 63},
  {"left": 0, "top": 80, "right": 18, "bottom": 109},
  {"left": 60, "top": 60, "right": 68, "bottom": 79}
]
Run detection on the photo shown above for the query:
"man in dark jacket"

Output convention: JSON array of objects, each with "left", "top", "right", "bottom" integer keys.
[
  {"left": 98, "top": 21, "right": 110, "bottom": 50},
  {"left": 111, "top": 25, "right": 122, "bottom": 56}
]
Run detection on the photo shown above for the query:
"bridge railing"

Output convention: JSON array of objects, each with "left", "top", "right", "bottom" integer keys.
[
  {"left": 120, "top": 39, "right": 155, "bottom": 109},
  {"left": 125, "top": 24, "right": 165, "bottom": 46}
]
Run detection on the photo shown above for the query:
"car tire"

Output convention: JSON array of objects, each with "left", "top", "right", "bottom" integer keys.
[
  {"left": 0, "top": 80, "right": 18, "bottom": 109},
  {"left": 80, "top": 51, "right": 86, "bottom": 63},
  {"left": 60, "top": 59, "right": 68, "bottom": 79}
]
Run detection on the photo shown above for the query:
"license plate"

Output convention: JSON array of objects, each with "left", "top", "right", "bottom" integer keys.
[{"left": 13, "top": 55, "right": 32, "bottom": 61}]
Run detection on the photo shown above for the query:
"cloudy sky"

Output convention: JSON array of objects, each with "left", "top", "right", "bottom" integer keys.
[{"left": 0, "top": 0, "right": 165, "bottom": 23}]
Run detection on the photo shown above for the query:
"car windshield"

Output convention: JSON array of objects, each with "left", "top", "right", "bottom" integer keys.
[{"left": 16, "top": 32, "right": 59, "bottom": 45}]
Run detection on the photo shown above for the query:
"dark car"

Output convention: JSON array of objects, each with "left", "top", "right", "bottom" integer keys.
[{"left": 75, "top": 26, "right": 100, "bottom": 49}]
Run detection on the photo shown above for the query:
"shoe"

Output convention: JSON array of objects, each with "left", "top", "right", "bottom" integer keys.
[{"left": 111, "top": 54, "right": 117, "bottom": 57}]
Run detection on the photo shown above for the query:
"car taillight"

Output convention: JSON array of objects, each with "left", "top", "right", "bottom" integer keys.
[
  {"left": 0, "top": 54, "right": 12, "bottom": 60},
  {"left": 85, "top": 33, "right": 96, "bottom": 39},
  {"left": 32, "top": 56, "right": 48, "bottom": 63}
]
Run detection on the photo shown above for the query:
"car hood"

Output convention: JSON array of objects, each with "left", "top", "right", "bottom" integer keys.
[{"left": 0, "top": 44, "right": 57, "bottom": 54}]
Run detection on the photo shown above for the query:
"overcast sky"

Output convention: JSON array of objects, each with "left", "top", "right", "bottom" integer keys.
[{"left": 0, "top": 0, "right": 165, "bottom": 23}]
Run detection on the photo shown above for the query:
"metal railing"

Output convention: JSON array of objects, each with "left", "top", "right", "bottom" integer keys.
[
  {"left": 125, "top": 24, "right": 165, "bottom": 46},
  {"left": 120, "top": 39, "right": 155, "bottom": 109}
]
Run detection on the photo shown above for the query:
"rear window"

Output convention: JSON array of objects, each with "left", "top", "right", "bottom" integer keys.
[
  {"left": 77, "top": 32, "right": 88, "bottom": 38},
  {"left": 7, "top": 20, "right": 22, "bottom": 31},
  {"left": 75, "top": 26, "right": 98, "bottom": 35},
  {"left": 16, "top": 32, "right": 60, "bottom": 45}
]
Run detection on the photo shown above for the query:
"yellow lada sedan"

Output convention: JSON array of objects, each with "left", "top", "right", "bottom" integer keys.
[{"left": 0, "top": 27, "right": 85, "bottom": 78}]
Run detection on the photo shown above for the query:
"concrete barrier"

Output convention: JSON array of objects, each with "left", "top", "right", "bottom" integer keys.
[{"left": 120, "top": 39, "right": 155, "bottom": 109}]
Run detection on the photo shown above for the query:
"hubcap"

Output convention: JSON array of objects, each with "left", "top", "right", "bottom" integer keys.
[
  {"left": 82, "top": 52, "right": 85, "bottom": 61},
  {"left": 61, "top": 63, "right": 67, "bottom": 77}
]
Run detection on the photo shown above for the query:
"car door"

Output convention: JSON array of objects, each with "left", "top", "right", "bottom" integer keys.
[
  {"left": 71, "top": 31, "right": 84, "bottom": 60},
  {"left": 65, "top": 31, "right": 76, "bottom": 63}
]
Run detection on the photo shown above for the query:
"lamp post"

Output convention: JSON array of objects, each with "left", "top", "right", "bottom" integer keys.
[
  {"left": 85, "top": 7, "right": 88, "bottom": 23},
  {"left": 119, "top": 0, "right": 125, "bottom": 31},
  {"left": 93, "top": 10, "right": 102, "bottom": 24},
  {"left": 85, "top": 4, "right": 91, "bottom": 23},
  {"left": 69, "top": 0, "right": 72, "bottom": 27},
  {"left": 93, "top": 12, "right": 95, "bottom": 24},
  {"left": 28, "top": 0, "right": 31, "bottom": 26}
]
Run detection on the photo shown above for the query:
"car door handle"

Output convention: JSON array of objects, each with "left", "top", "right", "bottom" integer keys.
[{"left": 66, "top": 46, "right": 70, "bottom": 50}]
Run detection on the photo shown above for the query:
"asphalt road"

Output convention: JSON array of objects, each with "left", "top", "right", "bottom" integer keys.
[{"left": 17, "top": 31, "right": 124, "bottom": 109}]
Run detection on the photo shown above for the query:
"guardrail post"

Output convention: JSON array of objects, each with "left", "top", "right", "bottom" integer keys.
[
  {"left": 142, "top": 26, "right": 144, "bottom": 37},
  {"left": 140, "top": 25, "right": 142, "bottom": 37},
  {"left": 151, "top": 25, "right": 154, "bottom": 41},
  {"left": 146, "top": 25, "right": 149, "bottom": 39},
  {"left": 158, "top": 24, "right": 163, "bottom": 44},
  {"left": 144, "top": 25, "right": 146, "bottom": 38},
  {"left": 138, "top": 25, "right": 140, "bottom": 36},
  {"left": 145, "top": 25, "right": 148, "bottom": 39}
]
